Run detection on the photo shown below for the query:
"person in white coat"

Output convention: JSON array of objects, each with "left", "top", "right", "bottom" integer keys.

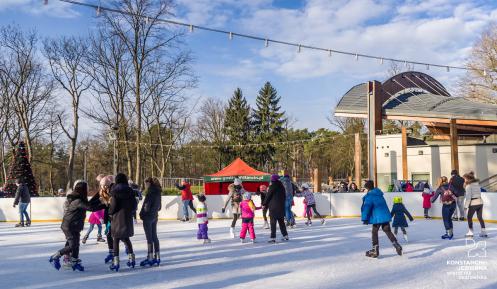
[{"left": 463, "top": 172, "right": 487, "bottom": 238}]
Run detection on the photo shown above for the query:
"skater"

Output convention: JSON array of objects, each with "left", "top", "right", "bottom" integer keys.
[
  {"left": 361, "top": 180, "right": 402, "bottom": 258},
  {"left": 281, "top": 174, "right": 296, "bottom": 227},
  {"left": 129, "top": 180, "right": 143, "bottom": 224},
  {"left": 82, "top": 209, "right": 105, "bottom": 244},
  {"left": 263, "top": 174, "right": 289, "bottom": 243},
  {"left": 109, "top": 173, "right": 138, "bottom": 272},
  {"left": 98, "top": 175, "right": 116, "bottom": 264},
  {"left": 239, "top": 192, "right": 261, "bottom": 243},
  {"left": 257, "top": 185, "right": 269, "bottom": 229},
  {"left": 296, "top": 183, "right": 325, "bottom": 226},
  {"left": 139, "top": 177, "right": 162, "bottom": 267},
  {"left": 422, "top": 183, "right": 434, "bottom": 219},
  {"left": 463, "top": 172, "right": 487, "bottom": 238},
  {"left": 449, "top": 170, "right": 466, "bottom": 221},
  {"left": 432, "top": 176, "right": 456, "bottom": 240},
  {"left": 176, "top": 179, "right": 196, "bottom": 222},
  {"left": 196, "top": 194, "right": 210, "bottom": 244},
  {"left": 13, "top": 178, "right": 31, "bottom": 227},
  {"left": 49, "top": 180, "right": 103, "bottom": 271},
  {"left": 222, "top": 178, "right": 244, "bottom": 238},
  {"left": 390, "top": 196, "right": 414, "bottom": 243}
]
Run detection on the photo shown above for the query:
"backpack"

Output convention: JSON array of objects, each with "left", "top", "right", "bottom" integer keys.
[{"left": 232, "top": 190, "right": 242, "bottom": 203}]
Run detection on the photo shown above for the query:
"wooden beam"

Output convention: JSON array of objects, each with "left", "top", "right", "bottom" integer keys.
[
  {"left": 449, "top": 119, "right": 459, "bottom": 172},
  {"left": 313, "top": 168, "right": 321, "bottom": 193},
  {"left": 367, "top": 80, "right": 382, "bottom": 186},
  {"left": 354, "top": 133, "right": 361, "bottom": 186},
  {"left": 401, "top": 127, "right": 408, "bottom": 180}
]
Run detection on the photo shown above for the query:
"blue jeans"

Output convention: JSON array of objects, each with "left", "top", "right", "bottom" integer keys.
[
  {"left": 285, "top": 197, "right": 294, "bottom": 224},
  {"left": 19, "top": 202, "right": 30, "bottom": 224},
  {"left": 86, "top": 223, "right": 102, "bottom": 237},
  {"left": 182, "top": 200, "right": 195, "bottom": 218},
  {"left": 442, "top": 203, "right": 457, "bottom": 230}
]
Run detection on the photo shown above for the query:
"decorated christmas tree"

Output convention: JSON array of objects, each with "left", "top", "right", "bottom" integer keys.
[{"left": 3, "top": 141, "right": 38, "bottom": 197}]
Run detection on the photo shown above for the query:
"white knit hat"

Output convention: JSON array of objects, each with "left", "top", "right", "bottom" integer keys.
[{"left": 234, "top": 178, "right": 242, "bottom": 186}]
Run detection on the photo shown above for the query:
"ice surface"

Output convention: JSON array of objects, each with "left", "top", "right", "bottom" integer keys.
[{"left": 0, "top": 218, "right": 495, "bottom": 289}]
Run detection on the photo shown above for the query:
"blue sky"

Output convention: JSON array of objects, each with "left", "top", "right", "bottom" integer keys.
[{"left": 2, "top": 0, "right": 497, "bottom": 132}]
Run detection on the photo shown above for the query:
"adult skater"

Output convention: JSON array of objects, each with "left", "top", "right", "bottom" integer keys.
[
  {"left": 257, "top": 185, "right": 269, "bottom": 229},
  {"left": 49, "top": 180, "right": 103, "bottom": 271},
  {"left": 109, "top": 173, "right": 138, "bottom": 272},
  {"left": 449, "top": 170, "right": 466, "bottom": 221},
  {"left": 176, "top": 179, "right": 196, "bottom": 222},
  {"left": 98, "top": 175, "right": 115, "bottom": 264},
  {"left": 361, "top": 180, "right": 402, "bottom": 258},
  {"left": 281, "top": 174, "right": 296, "bottom": 227},
  {"left": 263, "top": 174, "right": 289, "bottom": 243},
  {"left": 463, "top": 172, "right": 487, "bottom": 238},
  {"left": 13, "top": 178, "right": 31, "bottom": 227},
  {"left": 222, "top": 178, "right": 245, "bottom": 238},
  {"left": 431, "top": 176, "right": 456, "bottom": 239},
  {"left": 139, "top": 177, "right": 162, "bottom": 267}
]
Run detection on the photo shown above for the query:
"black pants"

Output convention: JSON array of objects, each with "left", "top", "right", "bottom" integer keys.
[
  {"left": 372, "top": 223, "right": 397, "bottom": 246},
  {"left": 143, "top": 218, "right": 160, "bottom": 253},
  {"left": 262, "top": 207, "right": 268, "bottom": 222},
  {"left": 442, "top": 203, "right": 456, "bottom": 230},
  {"left": 59, "top": 230, "right": 80, "bottom": 259},
  {"left": 188, "top": 200, "right": 197, "bottom": 213},
  {"left": 106, "top": 230, "right": 113, "bottom": 251},
  {"left": 424, "top": 208, "right": 429, "bottom": 217},
  {"left": 270, "top": 217, "right": 288, "bottom": 239},
  {"left": 231, "top": 213, "right": 240, "bottom": 228},
  {"left": 467, "top": 204, "right": 485, "bottom": 229},
  {"left": 113, "top": 237, "right": 133, "bottom": 257},
  {"left": 306, "top": 204, "right": 322, "bottom": 220},
  {"left": 393, "top": 226, "right": 407, "bottom": 234}
]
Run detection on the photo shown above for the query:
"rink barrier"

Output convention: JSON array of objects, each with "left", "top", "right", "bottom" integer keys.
[{"left": 1, "top": 192, "right": 497, "bottom": 222}]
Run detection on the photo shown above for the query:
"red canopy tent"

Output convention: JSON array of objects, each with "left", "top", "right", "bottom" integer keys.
[{"left": 203, "top": 158, "right": 270, "bottom": 195}]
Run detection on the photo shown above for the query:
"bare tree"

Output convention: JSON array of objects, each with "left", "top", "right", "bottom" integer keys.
[{"left": 43, "top": 36, "right": 91, "bottom": 190}]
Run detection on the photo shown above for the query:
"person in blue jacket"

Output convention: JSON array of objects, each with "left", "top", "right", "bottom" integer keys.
[
  {"left": 391, "top": 196, "right": 414, "bottom": 243},
  {"left": 361, "top": 180, "right": 402, "bottom": 258}
]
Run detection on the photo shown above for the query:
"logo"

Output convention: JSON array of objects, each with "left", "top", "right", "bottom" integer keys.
[{"left": 466, "top": 239, "right": 487, "bottom": 258}]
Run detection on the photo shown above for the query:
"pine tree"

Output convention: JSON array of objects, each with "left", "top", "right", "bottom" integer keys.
[
  {"left": 224, "top": 88, "right": 252, "bottom": 160},
  {"left": 252, "top": 82, "right": 286, "bottom": 168},
  {"left": 3, "top": 141, "right": 38, "bottom": 197}
]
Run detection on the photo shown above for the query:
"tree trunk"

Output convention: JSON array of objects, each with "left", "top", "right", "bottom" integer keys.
[{"left": 66, "top": 137, "right": 76, "bottom": 190}]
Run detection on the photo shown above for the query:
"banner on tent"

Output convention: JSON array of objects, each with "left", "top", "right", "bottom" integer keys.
[{"left": 204, "top": 175, "right": 270, "bottom": 183}]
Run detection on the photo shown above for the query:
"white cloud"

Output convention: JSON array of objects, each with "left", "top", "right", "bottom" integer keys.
[{"left": 0, "top": 0, "right": 81, "bottom": 18}]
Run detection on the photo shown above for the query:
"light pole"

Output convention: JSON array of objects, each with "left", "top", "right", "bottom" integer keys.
[
  {"left": 108, "top": 125, "right": 119, "bottom": 176},
  {"left": 82, "top": 144, "right": 89, "bottom": 181}
]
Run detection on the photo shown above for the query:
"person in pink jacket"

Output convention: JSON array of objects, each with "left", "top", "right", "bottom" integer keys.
[
  {"left": 422, "top": 183, "right": 434, "bottom": 219},
  {"left": 82, "top": 209, "right": 105, "bottom": 244},
  {"left": 239, "top": 192, "right": 261, "bottom": 243}
]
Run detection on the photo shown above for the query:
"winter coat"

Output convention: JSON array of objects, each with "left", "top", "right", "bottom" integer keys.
[
  {"left": 89, "top": 209, "right": 104, "bottom": 225},
  {"left": 109, "top": 183, "right": 137, "bottom": 239},
  {"left": 422, "top": 188, "right": 434, "bottom": 209},
  {"left": 139, "top": 185, "right": 162, "bottom": 221},
  {"left": 361, "top": 188, "right": 392, "bottom": 225},
  {"left": 263, "top": 180, "right": 286, "bottom": 218},
  {"left": 223, "top": 184, "right": 245, "bottom": 214},
  {"left": 391, "top": 203, "right": 413, "bottom": 228},
  {"left": 176, "top": 183, "right": 193, "bottom": 201},
  {"left": 61, "top": 194, "right": 102, "bottom": 233},
  {"left": 449, "top": 175, "right": 465, "bottom": 197},
  {"left": 405, "top": 183, "right": 414, "bottom": 192},
  {"left": 196, "top": 202, "right": 208, "bottom": 224},
  {"left": 464, "top": 182, "right": 483, "bottom": 209},
  {"left": 296, "top": 189, "right": 316, "bottom": 206},
  {"left": 240, "top": 200, "right": 259, "bottom": 219},
  {"left": 13, "top": 183, "right": 30, "bottom": 205},
  {"left": 281, "top": 177, "right": 294, "bottom": 199}
]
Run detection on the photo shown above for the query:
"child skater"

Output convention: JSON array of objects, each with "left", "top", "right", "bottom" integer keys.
[
  {"left": 49, "top": 180, "right": 103, "bottom": 271},
  {"left": 196, "top": 194, "right": 210, "bottom": 244},
  {"left": 391, "top": 196, "right": 414, "bottom": 243},
  {"left": 82, "top": 209, "right": 105, "bottom": 244},
  {"left": 422, "top": 183, "right": 434, "bottom": 219},
  {"left": 239, "top": 192, "right": 261, "bottom": 243},
  {"left": 297, "top": 183, "right": 325, "bottom": 226},
  {"left": 361, "top": 180, "right": 402, "bottom": 258}
]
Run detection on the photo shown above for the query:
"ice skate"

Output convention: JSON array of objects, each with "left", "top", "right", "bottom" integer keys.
[
  {"left": 203, "top": 238, "right": 211, "bottom": 244},
  {"left": 442, "top": 229, "right": 453, "bottom": 240},
  {"left": 49, "top": 252, "right": 61, "bottom": 270},
  {"left": 25, "top": 221, "right": 31, "bottom": 227},
  {"left": 465, "top": 229, "right": 474, "bottom": 238},
  {"left": 104, "top": 251, "right": 113, "bottom": 264},
  {"left": 62, "top": 255, "right": 71, "bottom": 270},
  {"left": 127, "top": 253, "right": 135, "bottom": 268},
  {"left": 82, "top": 234, "right": 88, "bottom": 244},
  {"left": 365, "top": 245, "right": 379, "bottom": 258},
  {"left": 321, "top": 219, "right": 326, "bottom": 225},
  {"left": 152, "top": 252, "right": 161, "bottom": 266},
  {"left": 251, "top": 239, "right": 256, "bottom": 243},
  {"left": 268, "top": 238, "right": 276, "bottom": 244},
  {"left": 229, "top": 227, "right": 235, "bottom": 238},
  {"left": 109, "top": 256, "right": 120, "bottom": 272},
  {"left": 97, "top": 235, "right": 105, "bottom": 243},
  {"left": 305, "top": 220, "right": 311, "bottom": 226},
  {"left": 263, "top": 221, "right": 269, "bottom": 229},
  {"left": 71, "top": 258, "right": 84, "bottom": 272},
  {"left": 393, "top": 241, "right": 403, "bottom": 256},
  {"left": 240, "top": 238, "right": 245, "bottom": 244},
  {"left": 281, "top": 235, "right": 289, "bottom": 242},
  {"left": 480, "top": 228, "right": 488, "bottom": 238},
  {"left": 15, "top": 222, "right": 24, "bottom": 228},
  {"left": 459, "top": 217, "right": 465, "bottom": 221}
]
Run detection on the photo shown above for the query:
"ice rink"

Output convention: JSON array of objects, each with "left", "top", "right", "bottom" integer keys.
[{"left": 0, "top": 218, "right": 495, "bottom": 289}]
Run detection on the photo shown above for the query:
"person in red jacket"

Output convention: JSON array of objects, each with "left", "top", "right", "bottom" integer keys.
[{"left": 176, "top": 179, "right": 196, "bottom": 222}]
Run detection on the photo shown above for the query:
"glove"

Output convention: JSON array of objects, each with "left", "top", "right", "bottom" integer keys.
[
  {"left": 221, "top": 208, "right": 225, "bottom": 214},
  {"left": 362, "top": 220, "right": 369, "bottom": 225}
]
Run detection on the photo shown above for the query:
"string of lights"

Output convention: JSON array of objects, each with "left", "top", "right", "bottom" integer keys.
[{"left": 52, "top": 0, "right": 487, "bottom": 75}]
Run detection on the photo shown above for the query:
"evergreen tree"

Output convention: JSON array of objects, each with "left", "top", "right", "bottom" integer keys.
[
  {"left": 224, "top": 88, "right": 252, "bottom": 160},
  {"left": 252, "top": 82, "right": 286, "bottom": 168},
  {"left": 3, "top": 141, "right": 38, "bottom": 197}
]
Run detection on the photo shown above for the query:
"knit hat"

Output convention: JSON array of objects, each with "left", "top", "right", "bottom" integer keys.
[
  {"left": 197, "top": 194, "right": 206, "bottom": 202},
  {"left": 243, "top": 192, "right": 251, "bottom": 200},
  {"left": 302, "top": 183, "right": 310, "bottom": 190},
  {"left": 393, "top": 196, "right": 403, "bottom": 204},
  {"left": 234, "top": 178, "right": 242, "bottom": 186},
  {"left": 271, "top": 174, "right": 280, "bottom": 182},
  {"left": 100, "top": 175, "right": 113, "bottom": 188}
]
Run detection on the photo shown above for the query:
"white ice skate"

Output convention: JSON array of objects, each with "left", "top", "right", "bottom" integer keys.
[
  {"left": 479, "top": 229, "right": 488, "bottom": 238},
  {"left": 203, "top": 238, "right": 211, "bottom": 244},
  {"left": 251, "top": 239, "right": 256, "bottom": 244},
  {"left": 321, "top": 219, "right": 326, "bottom": 225},
  {"left": 465, "top": 229, "right": 474, "bottom": 238},
  {"left": 240, "top": 238, "right": 245, "bottom": 244},
  {"left": 305, "top": 221, "right": 312, "bottom": 226},
  {"left": 263, "top": 221, "right": 269, "bottom": 229},
  {"left": 229, "top": 227, "right": 235, "bottom": 238}
]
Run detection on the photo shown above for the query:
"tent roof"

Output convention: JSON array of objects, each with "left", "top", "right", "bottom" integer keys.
[{"left": 204, "top": 158, "right": 270, "bottom": 183}]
